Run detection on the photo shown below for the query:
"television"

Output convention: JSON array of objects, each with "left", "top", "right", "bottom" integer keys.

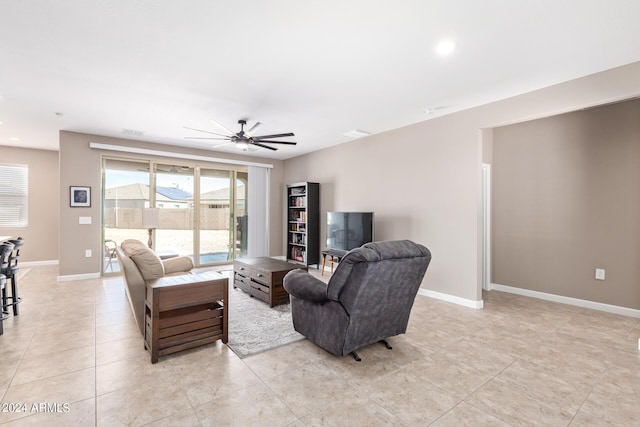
[{"left": 326, "top": 212, "right": 374, "bottom": 252}]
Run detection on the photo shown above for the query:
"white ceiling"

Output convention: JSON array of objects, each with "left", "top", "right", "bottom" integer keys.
[{"left": 1, "top": 0, "right": 640, "bottom": 160}]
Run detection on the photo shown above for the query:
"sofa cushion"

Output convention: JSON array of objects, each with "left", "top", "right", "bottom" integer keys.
[
  {"left": 163, "top": 256, "right": 194, "bottom": 274},
  {"left": 121, "top": 239, "right": 164, "bottom": 280}
]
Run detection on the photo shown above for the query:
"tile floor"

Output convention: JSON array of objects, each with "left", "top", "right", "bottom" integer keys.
[{"left": 0, "top": 265, "right": 639, "bottom": 426}]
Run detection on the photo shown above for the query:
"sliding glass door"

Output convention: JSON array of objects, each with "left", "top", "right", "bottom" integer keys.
[
  {"left": 102, "top": 158, "right": 248, "bottom": 274},
  {"left": 198, "top": 169, "right": 249, "bottom": 263},
  {"left": 153, "top": 164, "right": 195, "bottom": 259},
  {"left": 102, "top": 159, "right": 151, "bottom": 273},
  {"left": 199, "top": 168, "right": 234, "bottom": 264}
]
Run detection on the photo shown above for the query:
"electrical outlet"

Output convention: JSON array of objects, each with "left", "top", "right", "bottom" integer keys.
[
  {"left": 595, "top": 268, "right": 605, "bottom": 280},
  {"left": 85, "top": 249, "right": 92, "bottom": 258}
]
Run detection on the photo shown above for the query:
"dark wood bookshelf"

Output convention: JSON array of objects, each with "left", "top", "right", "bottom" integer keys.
[{"left": 286, "top": 182, "right": 319, "bottom": 267}]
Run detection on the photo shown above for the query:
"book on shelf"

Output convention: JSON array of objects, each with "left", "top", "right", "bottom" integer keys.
[
  {"left": 289, "top": 211, "right": 307, "bottom": 222},
  {"left": 289, "top": 196, "right": 306, "bottom": 207},
  {"left": 290, "top": 234, "right": 306, "bottom": 245},
  {"left": 290, "top": 246, "right": 306, "bottom": 262},
  {"left": 289, "top": 223, "right": 306, "bottom": 232}
]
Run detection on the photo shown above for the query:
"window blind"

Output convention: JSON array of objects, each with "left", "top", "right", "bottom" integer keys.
[
  {"left": 247, "top": 165, "right": 269, "bottom": 257},
  {"left": 0, "top": 164, "right": 28, "bottom": 227}
]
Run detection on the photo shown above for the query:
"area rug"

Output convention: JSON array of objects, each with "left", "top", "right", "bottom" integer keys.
[{"left": 219, "top": 271, "right": 304, "bottom": 358}]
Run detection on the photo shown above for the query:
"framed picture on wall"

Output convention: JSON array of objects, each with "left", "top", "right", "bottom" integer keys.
[{"left": 70, "top": 186, "right": 91, "bottom": 207}]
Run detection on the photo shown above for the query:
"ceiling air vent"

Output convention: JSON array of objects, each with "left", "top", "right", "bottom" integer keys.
[
  {"left": 344, "top": 129, "right": 370, "bottom": 138},
  {"left": 122, "top": 128, "right": 144, "bottom": 137}
]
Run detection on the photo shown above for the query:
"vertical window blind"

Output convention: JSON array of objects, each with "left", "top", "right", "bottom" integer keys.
[
  {"left": 247, "top": 165, "right": 269, "bottom": 257},
  {"left": 0, "top": 164, "right": 28, "bottom": 227}
]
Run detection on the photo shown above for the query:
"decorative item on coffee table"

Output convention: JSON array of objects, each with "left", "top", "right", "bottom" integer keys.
[{"left": 234, "top": 257, "right": 306, "bottom": 307}]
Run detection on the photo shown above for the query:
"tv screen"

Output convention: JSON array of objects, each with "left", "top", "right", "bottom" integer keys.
[{"left": 326, "top": 212, "right": 374, "bottom": 252}]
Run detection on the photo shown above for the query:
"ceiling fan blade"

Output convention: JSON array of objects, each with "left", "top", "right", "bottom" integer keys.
[
  {"left": 245, "top": 122, "right": 263, "bottom": 136},
  {"left": 253, "top": 132, "right": 294, "bottom": 139},
  {"left": 182, "top": 126, "right": 229, "bottom": 137},
  {"left": 209, "top": 120, "right": 235, "bottom": 135},
  {"left": 254, "top": 140, "right": 297, "bottom": 145},
  {"left": 184, "top": 137, "right": 230, "bottom": 140},
  {"left": 251, "top": 141, "right": 278, "bottom": 151}
]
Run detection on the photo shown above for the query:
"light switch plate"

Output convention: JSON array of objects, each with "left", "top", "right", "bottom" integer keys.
[{"left": 79, "top": 216, "right": 92, "bottom": 225}]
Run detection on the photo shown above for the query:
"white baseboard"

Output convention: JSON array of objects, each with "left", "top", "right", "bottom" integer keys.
[
  {"left": 21, "top": 260, "right": 59, "bottom": 267},
  {"left": 57, "top": 272, "right": 101, "bottom": 282},
  {"left": 418, "top": 288, "right": 484, "bottom": 309},
  {"left": 491, "top": 282, "right": 640, "bottom": 318}
]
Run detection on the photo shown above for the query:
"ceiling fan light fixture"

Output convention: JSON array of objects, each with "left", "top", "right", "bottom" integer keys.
[{"left": 236, "top": 140, "right": 249, "bottom": 150}]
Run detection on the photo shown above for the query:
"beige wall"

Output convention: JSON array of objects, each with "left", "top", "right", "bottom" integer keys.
[
  {"left": 0, "top": 146, "right": 59, "bottom": 262},
  {"left": 53, "top": 61, "right": 640, "bottom": 303},
  {"left": 58, "top": 131, "right": 284, "bottom": 277},
  {"left": 283, "top": 118, "right": 481, "bottom": 302},
  {"left": 282, "top": 61, "right": 640, "bottom": 304},
  {"left": 492, "top": 99, "right": 640, "bottom": 309}
]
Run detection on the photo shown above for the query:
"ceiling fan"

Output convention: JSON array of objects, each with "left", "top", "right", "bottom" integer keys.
[{"left": 184, "top": 119, "right": 297, "bottom": 151}]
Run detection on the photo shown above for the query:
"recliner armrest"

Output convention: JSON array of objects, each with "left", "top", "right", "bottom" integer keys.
[
  {"left": 162, "top": 256, "right": 194, "bottom": 274},
  {"left": 283, "top": 269, "right": 329, "bottom": 302}
]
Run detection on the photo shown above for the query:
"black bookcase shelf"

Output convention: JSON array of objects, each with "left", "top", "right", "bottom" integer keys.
[{"left": 286, "top": 182, "right": 319, "bottom": 267}]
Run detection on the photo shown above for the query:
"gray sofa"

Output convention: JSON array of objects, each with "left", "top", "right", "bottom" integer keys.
[{"left": 283, "top": 240, "right": 431, "bottom": 360}]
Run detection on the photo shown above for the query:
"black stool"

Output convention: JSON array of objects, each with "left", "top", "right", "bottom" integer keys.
[
  {"left": 0, "top": 242, "right": 15, "bottom": 333},
  {"left": 0, "top": 274, "right": 5, "bottom": 335},
  {"left": 1, "top": 238, "right": 23, "bottom": 316}
]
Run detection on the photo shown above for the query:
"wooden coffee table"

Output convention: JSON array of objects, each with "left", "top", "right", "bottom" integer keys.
[{"left": 233, "top": 257, "right": 306, "bottom": 307}]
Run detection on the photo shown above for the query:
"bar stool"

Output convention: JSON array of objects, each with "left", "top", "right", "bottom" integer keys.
[
  {"left": 1, "top": 238, "right": 23, "bottom": 316},
  {"left": 0, "top": 275, "right": 4, "bottom": 335},
  {"left": 0, "top": 242, "right": 15, "bottom": 333}
]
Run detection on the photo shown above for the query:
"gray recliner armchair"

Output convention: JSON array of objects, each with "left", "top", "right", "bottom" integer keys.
[{"left": 283, "top": 240, "right": 431, "bottom": 360}]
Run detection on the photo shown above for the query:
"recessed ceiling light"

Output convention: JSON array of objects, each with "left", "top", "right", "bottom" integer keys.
[
  {"left": 436, "top": 39, "right": 456, "bottom": 55},
  {"left": 344, "top": 129, "right": 371, "bottom": 138},
  {"left": 9, "top": 137, "right": 19, "bottom": 141}
]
